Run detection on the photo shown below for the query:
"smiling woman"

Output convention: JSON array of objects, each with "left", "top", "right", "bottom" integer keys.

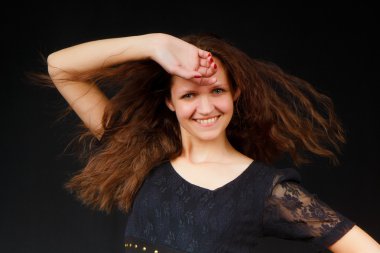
[
  {"left": 165, "top": 58, "right": 238, "bottom": 143},
  {"left": 37, "top": 32, "right": 379, "bottom": 252}
]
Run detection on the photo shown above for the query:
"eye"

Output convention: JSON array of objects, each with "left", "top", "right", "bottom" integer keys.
[
  {"left": 213, "top": 88, "right": 225, "bottom": 94},
  {"left": 181, "top": 93, "right": 194, "bottom": 99}
]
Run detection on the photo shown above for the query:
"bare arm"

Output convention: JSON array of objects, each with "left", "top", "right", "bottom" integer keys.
[
  {"left": 47, "top": 34, "right": 156, "bottom": 140},
  {"left": 328, "top": 225, "right": 380, "bottom": 253},
  {"left": 47, "top": 33, "right": 217, "bottom": 140}
]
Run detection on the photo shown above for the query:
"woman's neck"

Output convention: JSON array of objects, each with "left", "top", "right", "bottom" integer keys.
[{"left": 179, "top": 132, "right": 238, "bottom": 164}]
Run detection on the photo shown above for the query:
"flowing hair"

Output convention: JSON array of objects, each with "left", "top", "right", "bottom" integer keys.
[{"left": 33, "top": 33, "right": 346, "bottom": 213}]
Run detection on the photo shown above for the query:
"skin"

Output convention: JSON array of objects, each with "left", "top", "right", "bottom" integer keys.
[{"left": 327, "top": 225, "right": 380, "bottom": 252}]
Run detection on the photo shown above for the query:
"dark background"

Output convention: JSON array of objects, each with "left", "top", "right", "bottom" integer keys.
[{"left": 1, "top": 2, "right": 379, "bottom": 253}]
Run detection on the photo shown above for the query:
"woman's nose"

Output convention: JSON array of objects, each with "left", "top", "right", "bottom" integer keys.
[{"left": 197, "top": 96, "right": 214, "bottom": 114}]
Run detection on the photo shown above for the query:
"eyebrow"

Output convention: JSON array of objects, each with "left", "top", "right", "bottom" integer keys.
[
  {"left": 211, "top": 84, "right": 228, "bottom": 89},
  {"left": 178, "top": 83, "right": 230, "bottom": 95},
  {"left": 181, "top": 83, "right": 229, "bottom": 92}
]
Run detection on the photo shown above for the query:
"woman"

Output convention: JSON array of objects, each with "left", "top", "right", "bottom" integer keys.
[{"left": 45, "top": 33, "right": 379, "bottom": 252}]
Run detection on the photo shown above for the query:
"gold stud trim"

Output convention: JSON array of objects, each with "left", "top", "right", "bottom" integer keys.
[{"left": 124, "top": 241, "right": 161, "bottom": 252}]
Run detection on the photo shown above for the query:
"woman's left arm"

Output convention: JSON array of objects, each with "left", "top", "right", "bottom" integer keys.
[{"left": 328, "top": 225, "right": 380, "bottom": 253}]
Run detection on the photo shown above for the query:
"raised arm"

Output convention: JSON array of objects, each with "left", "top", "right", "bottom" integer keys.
[
  {"left": 47, "top": 34, "right": 157, "bottom": 140},
  {"left": 47, "top": 33, "right": 217, "bottom": 140}
]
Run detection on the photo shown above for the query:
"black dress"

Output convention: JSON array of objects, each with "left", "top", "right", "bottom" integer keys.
[{"left": 123, "top": 160, "right": 355, "bottom": 252}]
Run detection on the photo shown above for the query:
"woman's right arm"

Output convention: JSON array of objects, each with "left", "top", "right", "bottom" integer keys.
[
  {"left": 47, "top": 33, "right": 217, "bottom": 140},
  {"left": 47, "top": 34, "right": 158, "bottom": 140}
]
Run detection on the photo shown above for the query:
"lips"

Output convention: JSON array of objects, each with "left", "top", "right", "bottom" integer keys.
[{"left": 193, "top": 115, "right": 221, "bottom": 126}]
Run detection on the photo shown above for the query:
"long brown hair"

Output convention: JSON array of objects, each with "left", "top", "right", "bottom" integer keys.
[{"left": 35, "top": 33, "right": 346, "bottom": 213}]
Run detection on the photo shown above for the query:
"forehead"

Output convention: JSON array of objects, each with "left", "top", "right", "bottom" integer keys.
[{"left": 171, "top": 58, "right": 230, "bottom": 92}]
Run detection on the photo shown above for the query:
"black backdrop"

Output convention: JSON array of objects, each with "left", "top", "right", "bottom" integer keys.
[{"left": 1, "top": 3, "right": 379, "bottom": 253}]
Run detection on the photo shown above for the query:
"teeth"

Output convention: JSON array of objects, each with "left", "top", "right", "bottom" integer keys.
[{"left": 196, "top": 116, "right": 219, "bottom": 125}]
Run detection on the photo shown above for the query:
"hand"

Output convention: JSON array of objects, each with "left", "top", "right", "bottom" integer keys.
[{"left": 149, "top": 33, "right": 218, "bottom": 85}]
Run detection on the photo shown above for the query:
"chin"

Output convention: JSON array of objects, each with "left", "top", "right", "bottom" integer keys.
[
  {"left": 193, "top": 132, "right": 225, "bottom": 141},
  {"left": 180, "top": 123, "right": 229, "bottom": 142}
]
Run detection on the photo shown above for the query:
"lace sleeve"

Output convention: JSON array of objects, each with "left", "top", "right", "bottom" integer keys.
[{"left": 262, "top": 181, "right": 356, "bottom": 248}]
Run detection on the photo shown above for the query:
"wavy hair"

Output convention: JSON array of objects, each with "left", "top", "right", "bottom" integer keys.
[{"left": 34, "top": 33, "right": 346, "bottom": 213}]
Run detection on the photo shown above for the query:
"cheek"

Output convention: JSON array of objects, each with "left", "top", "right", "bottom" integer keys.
[
  {"left": 175, "top": 103, "right": 195, "bottom": 119},
  {"left": 216, "top": 98, "right": 234, "bottom": 113}
]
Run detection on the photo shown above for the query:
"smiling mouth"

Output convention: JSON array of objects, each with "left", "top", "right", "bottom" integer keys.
[{"left": 193, "top": 116, "right": 221, "bottom": 126}]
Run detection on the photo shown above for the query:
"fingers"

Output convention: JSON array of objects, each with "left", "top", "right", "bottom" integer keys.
[
  {"left": 172, "top": 65, "right": 201, "bottom": 79},
  {"left": 171, "top": 63, "right": 217, "bottom": 81},
  {"left": 199, "top": 57, "right": 217, "bottom": 69},
  {"left": 193, "top": 76, "right": 218, "bottom": 86},
  {"left": 198, "top": 50, "right": 218, "bottom": 68},
  {"left": 174, "top": 65, "right": 217, "bottom": 86},
  {"left": 173, "top": 49, "right": 217, "bottom": 82},
  {"left": 197, "top": 64, "right": 217, "bottom": 77},
  {"left": 199, "top": 58, "right": 211, "bottom": 68},
  {"left": 198, "top": 49, "right": 211, "bottom": 59},
  {"left": 194, "top": 52, "right": 218, "bottom": 84},
  {"left": 198, "top": 53, "right": 217, "bottom": 75}
]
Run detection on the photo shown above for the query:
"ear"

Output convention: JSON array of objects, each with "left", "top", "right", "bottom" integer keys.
[
  {"left": 165, "top": 97, "right": 175, "bottom": 111},
  {"left": 233, "top": 87, "right": 241, "bottom": 101}
]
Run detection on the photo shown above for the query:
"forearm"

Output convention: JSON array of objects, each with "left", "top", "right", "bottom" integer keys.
[
  {"left": 47, "top": 33, "right": 157, "bottom": 77},
  {"left": 328, "top": 225, "right": 380, "bottom": 253}
]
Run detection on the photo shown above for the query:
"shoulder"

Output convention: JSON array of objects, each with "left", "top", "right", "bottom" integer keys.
[
  {"left": 253, "top": 161, "right": 302, "bottom": 183},
  {"left": 250, "top": 161, "right": 303, "bottom": 196},
  {"left": 151, "top": 160, "right": 171, "bottom": 173}
]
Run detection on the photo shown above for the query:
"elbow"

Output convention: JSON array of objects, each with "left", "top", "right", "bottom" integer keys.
[
  {"left": 47, "top": 52, "right": 61, "bottom": 77},
  {"left": 47, "top": 52, "right": 72, "bottom": 80}
]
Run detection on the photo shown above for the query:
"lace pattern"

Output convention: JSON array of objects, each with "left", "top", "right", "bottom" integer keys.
[{"left": 263, "top": 181, "right": 356, "bottom": 248}]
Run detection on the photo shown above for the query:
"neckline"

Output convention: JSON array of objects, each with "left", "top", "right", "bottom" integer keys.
[{"left": 167, "top": 160, "right": 256, "bottom": 193}]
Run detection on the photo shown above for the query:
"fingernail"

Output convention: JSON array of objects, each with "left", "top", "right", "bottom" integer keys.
[
  {"left": 209, "top": 58, "right": 214, "bottom": 63},
  {"left": 214, "top": 63, "right": 217, "bottom": 69},
  {"left": 194, "top": 75, "right": 202, "bottom": 78}
]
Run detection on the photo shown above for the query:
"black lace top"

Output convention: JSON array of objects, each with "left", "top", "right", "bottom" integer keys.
[{"left": 123, "top": 160, "right": 355, "bottom": 252}]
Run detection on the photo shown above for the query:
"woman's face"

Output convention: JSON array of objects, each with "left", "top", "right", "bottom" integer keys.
[{"left": 166, "top": 58, "right": 240, "bottom": 142}]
